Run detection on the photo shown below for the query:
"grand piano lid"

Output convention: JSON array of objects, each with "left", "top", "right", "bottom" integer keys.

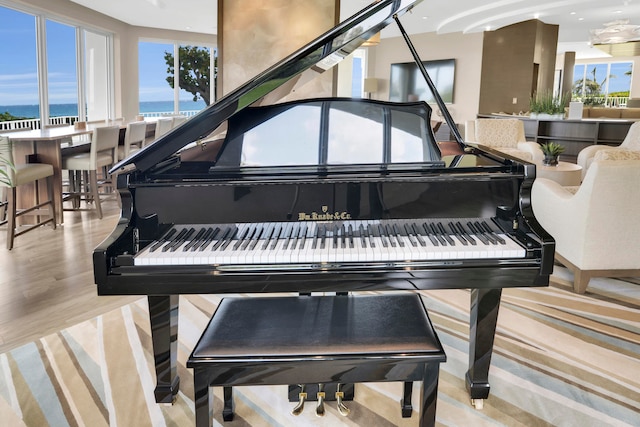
[{"left": 113, "top": 0, "right": 422, "bottom": 175}]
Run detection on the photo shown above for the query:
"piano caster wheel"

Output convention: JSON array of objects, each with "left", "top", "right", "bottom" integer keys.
[
  {"left": 291, "top": 384, "right": 307, "bottom": 416},
  {"left": 471, "top": 398, "right": 484, "bottom": 410},
  {"left": 336, "top": 384, "right": 350, "bottom": 417},
  {"left": 315, "top": 383, "right": 326, "bottom": 417}
]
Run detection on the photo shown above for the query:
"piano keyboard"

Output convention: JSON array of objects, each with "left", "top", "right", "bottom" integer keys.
[{"left": 134, "top": 219, "right": 526, "bottom": 266}]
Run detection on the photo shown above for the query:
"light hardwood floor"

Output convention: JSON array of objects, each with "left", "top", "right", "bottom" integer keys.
[{"left": 0, "top": 197, "right": 137, "bottom": 353}]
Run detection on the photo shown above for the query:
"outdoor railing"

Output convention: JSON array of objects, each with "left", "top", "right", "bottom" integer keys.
[
  {"left": 574, "top": 96, "right": 630, "bottom": 108},
  {"left": 0, "top": 110, "right": 201, "bottom": 131}
]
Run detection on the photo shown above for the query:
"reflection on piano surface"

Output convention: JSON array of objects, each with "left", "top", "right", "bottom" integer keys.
[{"left": 93, "top": 0, "right": 554, "bottom": 411}]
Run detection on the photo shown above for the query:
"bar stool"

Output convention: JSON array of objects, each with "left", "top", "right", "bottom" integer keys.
[
  {"left": 61, "top": 125, "right": 119, "bottom": 219},
  {"left": 117, "top": 121, "right": 147, "bottom": 161},
  {"left": 0, "top": 136, "right": 56, "bottom": 250}
]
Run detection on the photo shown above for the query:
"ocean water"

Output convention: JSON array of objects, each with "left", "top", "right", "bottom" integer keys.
[{"left": 0, "top": 100, "right": 207, "bottom": 119}]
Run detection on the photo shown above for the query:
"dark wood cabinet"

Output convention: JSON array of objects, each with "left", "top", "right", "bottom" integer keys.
[{"left": 477, "top": 115, "right": 633, "bottom": 163}]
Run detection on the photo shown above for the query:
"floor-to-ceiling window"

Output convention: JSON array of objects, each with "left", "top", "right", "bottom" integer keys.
[
  {"left": 0, "top": 3, "right": 114, "bottom": 129},
  {"left": 139, "top": 41, "right": 214, "bottom": 117},
  {"left": 573, "top": 61, "right": 633, "bottom": 107},
  {"left": 46, "top": 19, "right": 78, "bottom": 124},
  {"left": 0, "top": 7, "right": 39, "bottom": 128}
]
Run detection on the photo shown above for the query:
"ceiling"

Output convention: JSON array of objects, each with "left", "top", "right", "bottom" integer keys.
[{"left": 69, "top": 0, "right": 640, "bottom": 59}]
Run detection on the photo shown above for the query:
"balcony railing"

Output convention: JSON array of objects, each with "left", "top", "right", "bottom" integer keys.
[
  {"left": 574, "top": 96, "right": 630, "bottom": 108},
  {"left": 0, "top": 110, "right": 201, "bottom": 131}
]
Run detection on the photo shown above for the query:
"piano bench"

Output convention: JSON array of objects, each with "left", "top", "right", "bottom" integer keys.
[{"left": 187, "top": 293, "right": 446, "bottom": 427}]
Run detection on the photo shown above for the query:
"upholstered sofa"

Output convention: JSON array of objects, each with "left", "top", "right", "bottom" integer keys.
[
  {"left": 582, "top": 107, "right": 640, "bottom": 119},
  {"left": 577, "top": 120, "right": 640, "bottom": 179},
  {"left": 531, "top": 150, "right": 640, "bottom": 293}
]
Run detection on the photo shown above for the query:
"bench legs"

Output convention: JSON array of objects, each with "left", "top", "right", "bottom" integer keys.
[{"left": 193, "top": 376, "right": 440, "bottom": 427}]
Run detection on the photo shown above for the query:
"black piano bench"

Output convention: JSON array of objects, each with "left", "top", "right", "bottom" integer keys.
[{"left": 187, "top": 293, "right": 446, "bottom": 427}]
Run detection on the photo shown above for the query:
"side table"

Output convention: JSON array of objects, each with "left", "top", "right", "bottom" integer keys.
[{"left": 536, "top": 161, "right": 582, "bottom": 186}]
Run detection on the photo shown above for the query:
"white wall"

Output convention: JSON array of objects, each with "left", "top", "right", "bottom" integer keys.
[{"left": 368, "top": 31, "right": 484, "bottom": 127}]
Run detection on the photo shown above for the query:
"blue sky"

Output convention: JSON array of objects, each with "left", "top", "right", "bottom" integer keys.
[{"left": 0, "top": 5, "right": 204, "bottom": 107}]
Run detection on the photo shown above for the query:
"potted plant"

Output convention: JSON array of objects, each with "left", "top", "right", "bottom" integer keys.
[
  {"left": 540, "top": 141, "right": 565, "bottom": 166},
  {"left": 530, "top": 91, "right": 569, "bottom": 120}
]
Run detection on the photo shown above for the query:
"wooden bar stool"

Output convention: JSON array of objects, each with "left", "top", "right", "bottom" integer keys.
[
  {"left": 188, "top": 293, "right": 446, "bottom": 427},
  {"left": 0, "top": 136, "right": 56, "bottom": 250}
]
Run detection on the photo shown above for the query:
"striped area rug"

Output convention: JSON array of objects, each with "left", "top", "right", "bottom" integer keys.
[{"left": 0, "top": 268, "right": 638, "bottom": 427}]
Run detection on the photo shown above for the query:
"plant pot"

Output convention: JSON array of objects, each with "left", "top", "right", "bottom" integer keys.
[{"left": 543, "top": 155, "right": 559, "bottom": 166}]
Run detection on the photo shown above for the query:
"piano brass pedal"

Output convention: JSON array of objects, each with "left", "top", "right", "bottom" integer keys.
[
  {"left": 336, "top": 392, "right": 350, "bottom": 416},
  {"left": 315, "top": 384, "right": 325, "bottom": 417},
  {"left": 291, "top": 384, "right": 306, "bottom": 416}
]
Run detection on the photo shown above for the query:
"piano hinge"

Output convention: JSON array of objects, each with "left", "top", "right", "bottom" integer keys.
[{"left": 134, "top": 228, "right": 140, "bottom": 253}]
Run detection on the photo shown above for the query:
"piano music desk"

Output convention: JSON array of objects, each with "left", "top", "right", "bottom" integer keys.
[{"left": 187, "top": 294, "right": 446, "bottom": 427}]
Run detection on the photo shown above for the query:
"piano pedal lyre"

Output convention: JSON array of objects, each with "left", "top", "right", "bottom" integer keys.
[
  {"left": 291, "top": 384, "right": 307, "bottom": 416},
  {"left": 336, "top": 383, "right": 350, "bottom": 416},
  {"left": 315, "top": 383, "right": 325, "bottom": 417}
]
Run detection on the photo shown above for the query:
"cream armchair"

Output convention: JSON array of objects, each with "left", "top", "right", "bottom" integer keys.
[
  {"left": 465, "top": 119, "right": 544, "bottom": 163},
  {"left": 577, "top": 120, "right": 640, "bottom": 179},
  {"left": 531, "top": 152, "right": 640, "bottom": 293}
]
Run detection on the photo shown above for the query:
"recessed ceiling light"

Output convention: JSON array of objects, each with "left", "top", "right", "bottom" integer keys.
[
  {"left": 570, "top": 12, "right": 576, "bottom": 15},
  {"left": 422, "top": 16, "right": 428, "bottom": 20},
  {"left": 614, "top": 10, "right": 623, "bottom": 14},
  {"left": 485, "top": 25, "right": 491, "bottom": 31},
  {"left": 578, "top": 17, "right": 584, "bottom": 21},
  {"left": 534, "top": 13, "right": 540, "bottom": 19}
]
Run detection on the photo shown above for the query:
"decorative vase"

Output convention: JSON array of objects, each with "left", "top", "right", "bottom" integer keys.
[{"left": 543, "top": 155, "right": 558, "bottom": 166}]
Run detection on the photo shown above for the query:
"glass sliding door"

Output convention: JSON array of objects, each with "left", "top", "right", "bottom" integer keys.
[
  {"left": 138, "top": 41, "right": 174, "bottom": 116},
  {"left": 84, "top": 29, "right": 112, "bottom": 122},
  {"left": 0, "top": 6, "right": 39, "bottom": 130},
  {"left": 46, "top": 19, "right": 78, "bottom": 125}
]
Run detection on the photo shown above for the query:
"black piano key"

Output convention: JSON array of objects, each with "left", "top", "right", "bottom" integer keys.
[
  {"left": 219, "top": 227, "right": 238, "bottom": 251},
  {"left": 161, "top": 228, "right": 190, "bottom": 252},
  {"left": 199, "top": 227, "right": 220, "bottom": 251},
  {"left": 466, "top": 222, "right": 490, "bottom": 245},
  {"left": 269, "top": 224, "right": 282, "bottom": 250},
  {"left": 404, "top": 224, "right": 418, "bottom": 247},
  {"left": 183, "top": 227, "right": 207, "bottom": 251},
  {"left": 169, "top": 227, "right": 195, "bottom": 252},
  {"left": 474, "top": 221, "right": 497, "bottom": 245},
  {"left": 282, "top": 223, "right": 294, "bottom": 250},
  {"left": 358, "top": 224, "right": 367, "bottom": 248},
  {"left": 384, "top": 224, "right": 397, "bottom": 247},
  {"left": 320, "top": 225, "right": 327, "bottom": 249},
  {"left": 366, "top": 224, "right": 376, "bottom": 248},
  {"left": 233, "top": 224, "right": 252, "bottom": 250},
  {"left": 260, "top": 223, "right": 276, "bottom": 250},
  {"left": 247, "top": 224, "right": 264, "bottom": 251},
  {"left": 212, "top": 227, "right": 233, "bottom": 251},
  {"left": 288, "top": 223, "right": 300, "bottom": 250},
  {"left": 455, "top": 221, "right": 476, "bottom": 245},
  {"left": 410, "top": 223, "right": 426, "bottom": 247},
  {"left": 298, "top": 224, "right": 308, "bottom": 249},
  {"left": 448, "top": 222, "right": 468, "bottom": 246},
  {"left": 437, "top": 222, "right": 455, "bottom": 245},
  {"left": 481, "top": 220, "right": 506, "bottom": 244},
  {"left": 347, "top": 224, "right": 354, "bottom": 249},
  {"left": 392, "top": 223, "right": 405, "bottom": 247},
  {"left": 149, "top": 228, "right": 177, "bottom": 252},
  {"left": 423, "top": 223, "right": 440, "bottom": 246},
  {"left": 312, "top": 224, "right": 321, "bottom": 250},
  {"left": 332, "top": 224, "right": 339, "bottom": 249},
  {"left": 238, "top": 224, "right": 257, "bottom": 250},
  {"left": 340, "top": 224, "right": 346, "bottom": 249},
  {"left": 377, "top": 224, "right": 389, "bottom": 248}
]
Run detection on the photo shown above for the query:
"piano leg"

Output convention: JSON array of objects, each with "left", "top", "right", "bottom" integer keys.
[
  {"left": 148, "top": 295, "right": 180, "bottom": 404},
  {"left": 465, "top": 287, "right": 501, "bottom": 407}
]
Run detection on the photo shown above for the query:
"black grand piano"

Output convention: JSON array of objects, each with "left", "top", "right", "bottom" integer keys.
[{"left": 94, "top": 0, "right": 554, "bottom": 412}]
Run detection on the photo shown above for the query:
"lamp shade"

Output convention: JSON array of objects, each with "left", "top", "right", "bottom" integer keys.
[{"left": 364, "top": 78, "right": 378, "bottom": 93}]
